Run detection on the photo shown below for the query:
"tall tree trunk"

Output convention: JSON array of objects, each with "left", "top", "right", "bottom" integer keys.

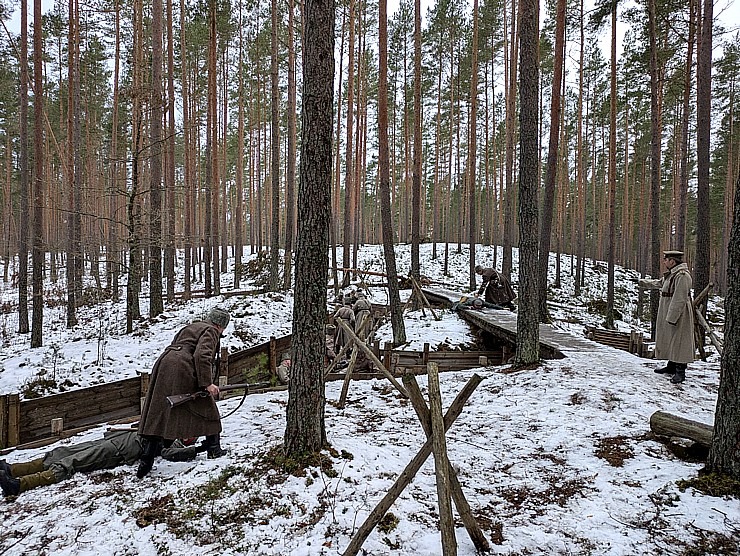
[
  {"left": 411, "top": 0, "right": 422, "bottom": 280},
  {"left": 502, "top": 0, "right": 518, "bottom": 279},
  {"left": 515, "top": 0, "right": 540, "bottom": 365},
  {"left": 676, "top": 0, "right": 694, "bottom": 253},
  {"left": 378, "top": 0, "right": 406, "bottom": 345},
  {"left": 150, "top": 0, "right": 164, "bottom": 317},
  {"left": 468, "top": 0, "right": 479, "bottom": 291},
  {"left": 574, "top": 0, "right": 584, "bottom": 297},
  {"left": 648, "top": 0, "right": 662, "bottom": 338},
  {"left": 31, "top": 0, "right": 44, "bottom": 347},
  {"left": 127, "top": 0, "right": 144, "bottom": 333},
  {"left": 235, "top": 1, "right": 245, "bottom": 289},
  {"left": 165, "top": 0, "right": 177, "bottom": 301},
  {"left": 707, "top": 171, "right": 740, "bottom": 479},
  {"left": 695, "top": 0, "right": 712, "bottom": 305},
  {"left": 18, "top": 0, "right": 29, "bottom": 333},
  {"left": 66, "top": 0, "right": 77, "bottom": 328},
  {"left": 343, "top": 0, "right": 356, "bottom": 274},
  {"left": 537, "top": 0, "right": 566, "bottom": 322},
  {"left": 284, "top": 0, "right": 335, "bottom": 456},
  {"left": 181, "top": 0, "right": 192, "bottom": 300},
  {"left": 204, "top": 0, "right": 217, "bottom": 297},
  {"left": 284, "top": 0, "right": 297, "bottom": 290},
  {"left": 270, "top": 0, "right": 281, "bottom": 290},
  {"left": 108, "top": 0, "right": 122, "bottom": 301},
  {"left": 605, "top": 3, "right": 617, "bottom": 329}
]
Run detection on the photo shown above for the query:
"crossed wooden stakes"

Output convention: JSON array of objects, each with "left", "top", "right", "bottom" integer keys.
[
  {"left": 330, "top": 318, "right": 409, "bottom": 407},
  {"left": 403, "top": 275, "right": 441, "bottom": 321},
  {"left": 342, "top": 363, "right": 490, "bottom": 556}
]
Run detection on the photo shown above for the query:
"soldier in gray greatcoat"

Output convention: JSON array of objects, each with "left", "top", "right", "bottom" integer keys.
[
  {"left": 333, "top": 298, "right": 356, "bottom": 354},
  {"left": 637, "top": 250, "right": 695, "bottom": 384},
  {"left": 136, "top": 306, "right": 231, "bottom": 478},
  {"left": 0, "top": 431, "right": 203, "bottom": 496},
  {"left": 352, "top": 291, "right": 373, "bottom": 340}
]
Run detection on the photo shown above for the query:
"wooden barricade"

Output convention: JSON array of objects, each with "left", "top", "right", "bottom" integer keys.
[
  {"left": 584, "top": 325, "right": 647, "bottom": 357},
  {"left": 0, "top": 331, "right": 501, "bottom": 451}
]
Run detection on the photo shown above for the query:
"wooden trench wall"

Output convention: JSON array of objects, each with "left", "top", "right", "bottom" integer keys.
[{"left": 0, "top": 335, "right": 502, "bottom": 449}]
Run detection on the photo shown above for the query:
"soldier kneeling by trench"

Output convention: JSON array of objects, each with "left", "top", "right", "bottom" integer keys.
[{"left": 0, "top": 429, "right": 205, "bottom": 497}]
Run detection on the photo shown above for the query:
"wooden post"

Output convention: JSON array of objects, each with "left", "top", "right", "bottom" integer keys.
[
  {"left": 0, "top": 395, "right": 7, "bottom": 449},
  {"left": 220, "top": 346, "right": 229, "bottom": 381},
  {"left": 51, "top": 418, "right": 64, "bottom": 436},
  {"left": 427, "top": 362, "right": 457, "bottom": 555},
  {"left": 383, "top": 342, "right": 393, "bottom": 370},
  {"left": 342, "top": 374, "right": 483, "bottom": 556},
  {"left": 7, "top": 394, "right": 20, "bottom": 447},
  {"left": 478, "top": 355, "right": 488, "bottom": 367},
  {"left": 422, "top": 343, "right": 430, "bottom": 366},
  {"left": 338, "top": 345, "right": 360, "bottom": 408},
  {"left": 269, "top": 336, "right": 277, "bottom": 379},
  {"left": 140, "top": 373, "right": 150, "bottom": 413},
  {"left": 218, "top": 375, "right": 229, "bottom": 388},
  {"left": 372, "top": 341, "right": 380, "bottom": 359},
  {"left": 403, "top": 375, "right": 490, "bottom": 553}
]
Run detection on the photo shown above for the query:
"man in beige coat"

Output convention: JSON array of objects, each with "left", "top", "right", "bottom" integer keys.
[{"left": 637, "top": 251, "right": 695, "bottom": 384}]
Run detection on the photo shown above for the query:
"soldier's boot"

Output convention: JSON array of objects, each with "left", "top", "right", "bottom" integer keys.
[
  {"left": 654, "top": 361, "right": 676, "bottom": 375},
  {"left": 8, "top": 457, "right": 45, "bottom": 478},
  {"left": 671, "top": 364, "right": 686, "bottom": 384},
  {"left": 136, "top": 436, "right": 162, "bottom": 479},
  {"left": 0, "top": 469, "right": 57, "bottom": 496},
  {"left": 203, "top": 434, "right": 226, "bottom": 459}
]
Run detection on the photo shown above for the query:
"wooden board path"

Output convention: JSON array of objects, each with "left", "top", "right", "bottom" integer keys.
[{"left": 423, "top": 287, "right": 628, "bottom": 359}]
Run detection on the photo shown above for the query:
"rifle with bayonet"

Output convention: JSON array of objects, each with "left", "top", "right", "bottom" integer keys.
[{"left": 167, "top": 382, "right": 272, "bottom": 408}]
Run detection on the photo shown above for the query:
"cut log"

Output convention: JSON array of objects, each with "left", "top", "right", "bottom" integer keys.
[{"left": 649, "top": 410, "right": 713, "bottom": 448}]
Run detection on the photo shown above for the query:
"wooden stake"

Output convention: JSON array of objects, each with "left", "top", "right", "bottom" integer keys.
[
  {"left": 426, "top": 362, "right": 457, "bottom": 555},
  {"left": 342, "top": 374, "right": 483, "bottom": 556},
  {"left": 403, "top": 375, "right": 490, "bottom": 553}
]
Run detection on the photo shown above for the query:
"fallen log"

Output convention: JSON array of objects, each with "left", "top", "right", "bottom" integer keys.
[{"left": 649, "top": 410, "right": 713, "bottom": 448}]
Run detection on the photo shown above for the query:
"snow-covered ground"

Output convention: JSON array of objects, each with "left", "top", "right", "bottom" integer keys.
[{"left": 0, "top": 243, "right": 734, "bottom": 555}]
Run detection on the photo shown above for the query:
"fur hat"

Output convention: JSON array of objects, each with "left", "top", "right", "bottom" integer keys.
[
  {"left": 472, "top": 298, "right": 484, "bottom": 309},
  {"left": 207, "top": 306, "right": 230, "bottom": 328}
]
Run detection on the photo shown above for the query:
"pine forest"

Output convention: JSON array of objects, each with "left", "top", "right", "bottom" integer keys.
[{"left": 0, "top": 0, "right": 738, "bottom": 342}]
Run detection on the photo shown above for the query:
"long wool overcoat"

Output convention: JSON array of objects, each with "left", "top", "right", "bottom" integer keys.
[
  {"left": 639, "top": 262, "right": 695, "bottom": 364},
  {"left": 138, "top": 321, "right": 222, "bottom": 440},
  {"left": 478, "top": 268, "right": 516, "bottom": 306}
]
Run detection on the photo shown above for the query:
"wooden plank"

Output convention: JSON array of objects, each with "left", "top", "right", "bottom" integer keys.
[
  {"left": 20, "top": 378, "right": 141, "bottom": 433},
  {"left": 0, "top": 395, "right": 6, "bottom": 448},
  {"left": 8, "top": 394, "right": 20, "bottom": 447},
  {"left": 426, "top": 362, "right": 457, "bottom": 554}
]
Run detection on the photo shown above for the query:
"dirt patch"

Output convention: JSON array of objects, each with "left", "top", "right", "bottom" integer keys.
[{"left": 595, "top": 436, "right": 634, "bottom": 467}]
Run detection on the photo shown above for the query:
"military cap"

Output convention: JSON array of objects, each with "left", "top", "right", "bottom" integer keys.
[
  {"left": 207, "top": 306, "right": 231, "bottom": 328},
  {"left": 663, "top": 250, "right": 684, "bottom": 259}
]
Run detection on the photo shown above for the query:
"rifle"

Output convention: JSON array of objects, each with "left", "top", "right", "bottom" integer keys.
[{"left": 166, "top": 382, "right": 272, "bottom": 408}]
